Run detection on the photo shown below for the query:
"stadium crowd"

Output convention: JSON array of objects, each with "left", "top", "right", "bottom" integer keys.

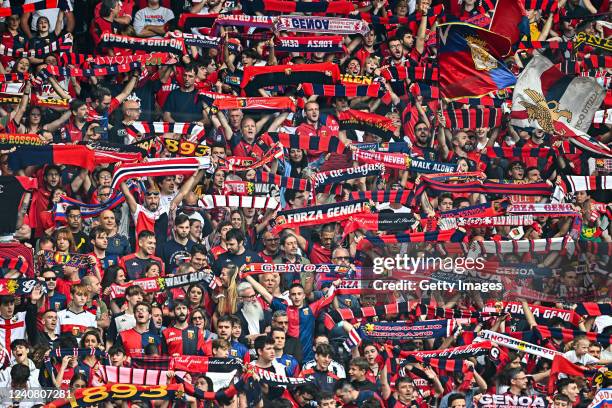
[{"left": 0, "top": 0, "right": 611, "bottom": 407}]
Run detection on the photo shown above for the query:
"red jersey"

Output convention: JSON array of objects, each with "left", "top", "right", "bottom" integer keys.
[{"left": 162, "top": 325, "right": 208, "bottom": 356}]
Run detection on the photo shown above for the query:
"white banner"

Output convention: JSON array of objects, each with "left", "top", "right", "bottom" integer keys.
[{"left": 475, "top": 330, "right": 561, "bottom": 360}]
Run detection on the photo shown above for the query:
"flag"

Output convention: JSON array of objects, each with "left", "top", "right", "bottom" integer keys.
[
  {"left": 511, "top": 52, "right": 605, "bottom": 134},
  {"left": 547, "top": 354, "right": 585, "bottom": 394},
  {"left": 438, "top": 23, "right": 516, "bottom": 99},
  {"left": 489, "top": 0, "right": 529, "bottom": 46}
]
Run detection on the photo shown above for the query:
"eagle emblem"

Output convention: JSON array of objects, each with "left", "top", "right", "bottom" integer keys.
[
  {"left": 466, "top": 36, "right": 498, "bottom": 71},
  {"left": 518, "top": 89, "right": 573, "bottom": 134}
]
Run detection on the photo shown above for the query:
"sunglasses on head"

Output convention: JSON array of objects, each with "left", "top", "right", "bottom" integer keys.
[{"left": 145, "top": 191, "right": 159, "bottom": 196}]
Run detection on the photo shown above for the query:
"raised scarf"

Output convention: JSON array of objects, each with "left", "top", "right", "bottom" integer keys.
[
  {"left": 337, "top": 109, "right": 397, "bottom": 140},
  {"left": 273, "top": 199, "right": 371, "bottom": 232},
  {"left": 476, "top": 330, "right": 561, "bottom": 360},
  {"left": 0, "top": 256, "right": 30, "bottom": 274},
  {"left": 254, "top": 171, "right": 311, "bottom": 191},
  {"left": 241, "top": 62, "right": 341, "bottom": 96},
  {"left": 242, "top": 0, "right": 355, "bottom": 14},
  {"left": 349, "top": 189, "right": 413, "bottom": 205},
  {"left": 275, "top": 35, "right": 344, "bottom": 53},
  {"left": 241, "top": 263, "right": 351, "bottom": 277},
  {"left": 497, "top": 301, "right": 581, "bottom": 326},
  {"left": 275, "top": 15, "right": 370, "bottom": 35},
  {"left": 0, "top": 133, "right": 44, "bottom": 146},
  {"left": 126, "top": 121, "right": 207, "bottom": 142},
  {"left": 198, "top": 195, "right": 280, "bottom": 210},
  {"left": 313, "top": 163, "right": 385, "bottom": 193},
  {"left": 99, "top": 33, "right": 185, "bottom": 55},
  {"left": 170, "top": 356, "right": 243, "bottom": 373},
  {"left": 269, "top": 132, "right": 347, "bottom": 154},
  {"left": 343, "top": 212, "right": 419, "bottom": 235},
  {"left": 0, "top": 278, "right": 46, "bottom": 296},
  {"left": 533, "top": 326, "right": 612, "bottom": 347},
  {"left": 110, "top": 157, "right": 210, "bottom": 189},
  {"left": 360, "top": 319, "right": 454, "bottom": 341},
  {"left": 0, "top": 33, "right": 72, "bottom": 58},
  {"left": 443, "top": 108, "right": 505, "bottom": 129},
  {"left": 218, "top": 143, "right": 283, "bottom": 171},
  {"left": 301, "top": 83, "right": 387, "bottom": 99},
  {"left": 44, "top": 384, "right": 184, "bottom": 408},
  {"left": 213, "top": 96, "right": 296, "bottom": 111}
]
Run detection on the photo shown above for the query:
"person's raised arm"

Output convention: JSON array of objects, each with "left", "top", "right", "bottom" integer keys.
[
  {"left": 521, "top": 299, "right": 538, "bottom": 328},
  {"left": 54, "top": 10, "right": 64, "bottom": 36},
  {"left": 215, "top": 110, "right": 234, "bottom": 142},
  {"left": 415, "top": 2, "right": 429, "bottom": 55},
  {"left": 44, "top": 110, "right": 71, "bottom": 133},
  {"left": 20, "top": 13, "right": 33, "bottom": 39},
  {"left": 171, "top": 170, "right": 204, "bottom": 210},
  {"left": 115, "top": 73, "right": 139, "bottom": 105},
  {"left": 48, "top": 76, "right": 71, "bottom": 100},
  {"left": 244, "top": 273, "right": 274, "bottom": 304},
  {"left": 436, "top": 110, "right": 450, "bottom": 158},
  {"left": 120, "top": 181, "right": 138, "bottom": 214}
]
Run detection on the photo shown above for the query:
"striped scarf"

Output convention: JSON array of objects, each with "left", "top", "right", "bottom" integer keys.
[
  {"left": 561, "top": 175, "right": 612, "bottom": 194},
  {"left": 337, "top": 109, "right": 397, "bottom": 140},
  {"left": 575, "top": 303, "right": 612, "bottom": 317},
  {"left": 533, "top": 326, "right": 612, "bottom": 347},
  {"left": 0, "top": 256, "right": 29, "bottom": 274},
  {"left": 126, "top": 122, "right": 207, "bottom": 142},
  {"left": 244, "top": 0, "right": 355, "bottom": 14},
  {"left": 38, "top": 61, "right": 142, "bottom": 81},
  {"left": 349, "top": 189, "right": 413, "bottom": 204},
  {"left": 0, "top": 33, "right": 72, "bottom": 58},
  {"left": 213, "top": 96, "right": 296, "bottom": 111},
  {"left": 218, "top": 143, "right": 283, "bottom": 171},
  {"left": 269, "top": 132, "right": 347, "bottom": 155},
  {"left": 198, "top": 194, "right": 280, "bottom": 210},
  {"left": 273, "top": 199, "right": 371, "bottom": 232},
  {"left": 100, "top": 365, "right": 175, "bottom": 385},
  {"left": 301, "top": 83, "right": 387, "bottom": 99},
  {"left": 254, "top": 172, "right": 311, "bottom": 191},
  {"left": 443, "top": 108, "right": 504, "bottom": 129},
  {"left": 110, "top": 157, "right": 209, "bottom": 189},
  {"left": 0, "top": 73, "right": 29, "bottom": 83}
]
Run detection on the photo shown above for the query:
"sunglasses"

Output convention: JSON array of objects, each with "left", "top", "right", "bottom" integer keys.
[
  {"left": 43, "top": 277, "right": 56, "bottom": 281},
  {"left": 145, "top": 192, "right": 160, "bottom": 196}
]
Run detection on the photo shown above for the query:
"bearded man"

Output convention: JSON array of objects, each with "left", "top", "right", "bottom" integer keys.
[{"left": 236, "top": 282, "right": 271, "bottom": 346}]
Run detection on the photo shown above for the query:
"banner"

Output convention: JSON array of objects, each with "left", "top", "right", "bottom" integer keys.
[
  {"left": 588, "top": 389, "right": 612, "bottom": 408},
  {"left": 170, "top": 356, "right": 243, "bottom": 373},
  {"left": 109, "top": 277, "right": 163, "bottom": 299},
  {"left": 242, "top": 263, "right": 352, "bottom": 277},
  {"left": 401, "top": 341, "right": 497, "bottom": 360},
  {"left": 275, "top": 15, "right": 369, "bottom": 35},
  {"left": 313, "top": 163, "right": 385, "bottom": 192},
  {"left": 343, "top": 213, "right": 419, "bottom": 234},
  {"left": 241, "top": 62, "right": 341, "bottom": 96}
]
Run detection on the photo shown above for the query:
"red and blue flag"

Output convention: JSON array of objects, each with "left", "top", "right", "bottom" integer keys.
[{"left": 438, "top": 23, "right": 516, "bottom": 99}]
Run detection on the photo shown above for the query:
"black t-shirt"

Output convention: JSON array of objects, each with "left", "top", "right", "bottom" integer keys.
[
  {"left": 163, "top": 88, "right": 204, "bottom": 123},
  {"left": 213, "top": 249, "right": 263, "bottom": 274}
]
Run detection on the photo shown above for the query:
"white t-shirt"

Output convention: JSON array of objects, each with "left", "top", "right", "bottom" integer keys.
[
  {"left": 563, "top": 350, "right": 599, "bottom": 365},
  {"left": 24, "top": 0, "right": 74, "bottom": 32},
  {"left": 133, "top": 6, "right": 175, "bottom": 37}
]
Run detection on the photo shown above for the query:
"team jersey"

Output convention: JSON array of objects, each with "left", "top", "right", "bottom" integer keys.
[
  {"left": 117, "top": 328, "right": 162, "bottom": 357},
  {"left": 270, "top": 287, "right": 336, "bottom": 361},
  {"left": 162, "top": 325, "right": 207, "bottom": 356},
  {"left": 0, "top": 312, "right": 26, "bottom": 352},
  {"left": 55, "top": 309, "right": 97, "bottom": 341}
]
